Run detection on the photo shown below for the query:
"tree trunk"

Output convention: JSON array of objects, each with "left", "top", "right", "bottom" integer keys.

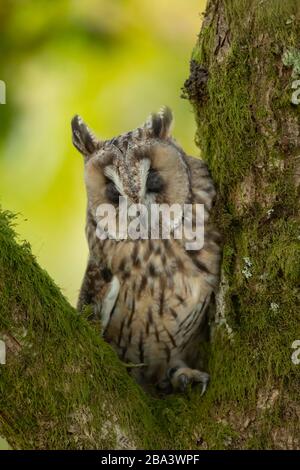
[
  {"left": 183, "top": 0, "right": 300, "bottom": 449},
  {"left": 1, "top": 0, "right": 300, "bottom": 450}
]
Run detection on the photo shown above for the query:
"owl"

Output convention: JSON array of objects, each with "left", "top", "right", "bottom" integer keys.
[{"left": 71, "top": 107, "right": 221, "bottom": 393}]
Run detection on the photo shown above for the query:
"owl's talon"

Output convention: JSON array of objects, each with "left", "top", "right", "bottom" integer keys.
[
  {"left": 200, "top": 376, "right": 209, "bottom": 396},
  {"left": 169, "top": 366, "right": 209, "bottom": 394},
  {"left": 178, "top": 374, "right": 189, "bottom": 392}
]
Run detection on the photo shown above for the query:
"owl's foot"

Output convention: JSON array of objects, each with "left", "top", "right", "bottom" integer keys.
[{"left": 168, "top": 367, "right": 209, "bottom": 395}]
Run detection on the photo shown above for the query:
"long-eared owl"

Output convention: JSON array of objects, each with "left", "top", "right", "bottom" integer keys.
[{"left": 71, "top": 107, "right": 221, "bottom": 393}]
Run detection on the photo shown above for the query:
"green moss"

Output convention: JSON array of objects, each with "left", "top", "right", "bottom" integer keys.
[
  {"left": 0, "top": 209, "right": 163, "bottom": 449},
  {"left": 185, "top": 0, "right": 300, "bottom": 449},
  {"left": 0, "top": 436, "right": 11, "bottom": 450},
  {"left": 195, "top": 46, "right": 256, "bottom": 192}
]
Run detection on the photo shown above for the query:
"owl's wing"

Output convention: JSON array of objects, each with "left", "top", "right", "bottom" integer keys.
[
  {"left": 77, "top": 258, "right": 120, "bottom": 333},
  {"left": 185, "top": 155, "right": 216, "bottom": 214},
  {"left": 184, "top": 155, "right": 221, "bottom": 288}
]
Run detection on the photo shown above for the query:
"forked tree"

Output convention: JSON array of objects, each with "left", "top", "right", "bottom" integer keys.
[{"left": 0, "top": 0, "right": 299, "bottom": 449}]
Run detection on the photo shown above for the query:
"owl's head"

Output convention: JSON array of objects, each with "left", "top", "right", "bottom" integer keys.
[{"left": 71, "top": 107, "right": 191, "bottom": 216}]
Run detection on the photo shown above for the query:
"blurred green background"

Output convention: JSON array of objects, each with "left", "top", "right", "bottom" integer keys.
[{"left": 0, "top": 0, "right": 206, "bottom": 305}]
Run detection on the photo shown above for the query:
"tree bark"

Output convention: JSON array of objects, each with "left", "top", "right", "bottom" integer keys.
[
  {"left": 183, "top": 0, "right": 300, "bottom": 449},
  {"left": 1, "top": 0, "right": 300, "bottom": 450}
]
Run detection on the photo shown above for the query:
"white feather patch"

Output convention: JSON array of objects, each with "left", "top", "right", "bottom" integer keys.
[
  {"left": 100, "top": 276, "right": 120, "bottom": 334},
  {"left": 104, "top": 166, "right": 125, "bottom": 196}
]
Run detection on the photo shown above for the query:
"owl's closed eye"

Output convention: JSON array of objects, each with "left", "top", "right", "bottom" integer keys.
[
  {"left": 105, "top": 180, "right": 121, "bottom": 205},
  {"left": 146, "top": 169, "right": 165, "bottom": 194}
]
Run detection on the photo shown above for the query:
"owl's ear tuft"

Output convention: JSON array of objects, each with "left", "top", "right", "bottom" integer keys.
[
  {"left": 145, "top": 106, "right": 173, "bottom": 139},
  {"left": 71, "top": 115, "right": 99, "bottom": 158}
]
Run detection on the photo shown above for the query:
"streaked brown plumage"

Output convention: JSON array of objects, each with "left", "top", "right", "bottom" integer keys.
[{"left": 72, "top": 107, "right": 221, "bottom": 393}]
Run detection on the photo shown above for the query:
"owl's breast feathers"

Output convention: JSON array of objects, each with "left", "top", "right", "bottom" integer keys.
[{"left": 99, "top": 234, "right": 220, "bottom": 384}]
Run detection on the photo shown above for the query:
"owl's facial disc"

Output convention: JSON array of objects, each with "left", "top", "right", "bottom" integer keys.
[{"left": 102, "top": 155, "right": 160, "bottom": 205}]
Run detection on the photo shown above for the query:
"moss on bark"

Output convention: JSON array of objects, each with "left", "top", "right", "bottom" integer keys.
[
  {"left": 0, "top": 210, "right": 162, "bottom": 449},
  {"left": 183, "top": 0, "right": 300, "bottom": 449}
]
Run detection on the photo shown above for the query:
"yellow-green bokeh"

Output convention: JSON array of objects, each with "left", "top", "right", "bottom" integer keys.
[{"left": 0, "top": 0, "right": 206, "bottom": 304}]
